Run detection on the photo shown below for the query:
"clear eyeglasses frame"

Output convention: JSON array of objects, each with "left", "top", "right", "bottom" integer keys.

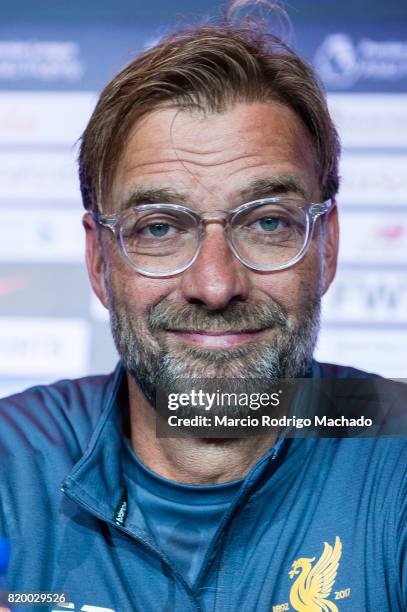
[{"left": 91, "top": 196, "right": 333, "bottom": 277}]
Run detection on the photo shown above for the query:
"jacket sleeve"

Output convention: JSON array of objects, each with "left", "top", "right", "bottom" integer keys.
[{"left": 397, "top": 463, "right": 407, "bottom": 608}]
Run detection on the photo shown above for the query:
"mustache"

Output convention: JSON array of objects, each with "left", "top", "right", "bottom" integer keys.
[{"left": 147, "top": 299, "right": 288, "bottom": 333}]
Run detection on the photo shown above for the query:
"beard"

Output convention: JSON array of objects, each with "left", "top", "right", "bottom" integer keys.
[{"left": 106, "top": 280, "right": 322, "bottom": 414}]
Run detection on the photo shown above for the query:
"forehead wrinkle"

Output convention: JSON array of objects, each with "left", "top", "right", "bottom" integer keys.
[
  {"left": 175, "top": 152, "right": 256, "bottom": 168},
  {"left": 124, "top": 152, "right": 257, "bottom": 173},
  {"left": 170, "top": 142, "right": 229, "bottom": 156},
  {"left": 120, "top": 157, "right": 181, "bottom": 173}
]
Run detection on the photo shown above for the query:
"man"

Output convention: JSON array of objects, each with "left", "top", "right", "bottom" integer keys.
[{"left": 0, "top": 5, "right": 405, "bottom": 612}]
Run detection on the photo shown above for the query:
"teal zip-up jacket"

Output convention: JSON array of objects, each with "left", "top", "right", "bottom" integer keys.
[{"left": 0, "top": 362, "right": 405, "bottom": 612}]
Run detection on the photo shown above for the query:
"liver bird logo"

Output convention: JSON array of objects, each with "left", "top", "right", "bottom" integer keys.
[{"left": 288, "top": 536, "right": 342, "bottom": 612}]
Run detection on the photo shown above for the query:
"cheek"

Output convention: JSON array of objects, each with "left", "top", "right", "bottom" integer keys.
[
  {"left": 256, "top": 274, "right": 302, "bottom": 311},
  {"left": 255, "top": 249, "right": 323, "bottom": 314},
  {"left": 108, "top": 261, "right": 177, "bottom": 315}
]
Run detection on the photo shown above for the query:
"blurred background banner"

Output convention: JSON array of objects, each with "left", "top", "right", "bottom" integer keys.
[{"left": 0, "top": 0, "right": 406, "bottom": 396}]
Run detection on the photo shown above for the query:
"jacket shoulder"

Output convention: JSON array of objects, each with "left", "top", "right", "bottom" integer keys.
[
  {"left": 316, "top": 361, "right": 380, "bottom": 379},
  {"left": 0, "top": 374, "right": 112, "bottom": 456}
]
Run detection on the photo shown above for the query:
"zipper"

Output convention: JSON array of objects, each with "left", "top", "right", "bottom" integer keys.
[
  {"left": 212, "top": 447, "right": 281, "bottom": 611},
  {"left": 61, "top": 484, "right": 202, "bottom": 612}
]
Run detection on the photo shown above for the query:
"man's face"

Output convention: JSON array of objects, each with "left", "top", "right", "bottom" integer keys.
[{"left": 85, "top": 102, "right": 338, "bottom": 403}]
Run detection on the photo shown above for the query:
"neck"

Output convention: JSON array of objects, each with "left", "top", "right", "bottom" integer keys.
[{"left": 126, "top": 374, "right": 278, "bottom": 484}]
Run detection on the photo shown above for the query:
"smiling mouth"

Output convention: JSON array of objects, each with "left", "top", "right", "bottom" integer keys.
[{"left": 167, "top": 328, "right": 267, "bottom": 348}]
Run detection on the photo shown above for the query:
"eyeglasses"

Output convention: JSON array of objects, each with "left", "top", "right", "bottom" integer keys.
[{"left": 92, "top": 196, "right": 333, "bottom": 277}]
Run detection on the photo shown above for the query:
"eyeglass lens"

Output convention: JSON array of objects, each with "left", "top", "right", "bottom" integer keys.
[{"left": 120, "top": 208, "right": 199, "bottom": 275}]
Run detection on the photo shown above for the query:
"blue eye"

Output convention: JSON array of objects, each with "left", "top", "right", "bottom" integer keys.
[
  {"left": 259, "top": 217, "right": 279, "bottom": 231},
  {"left": 148, "top": 223, "right": 170, "bottom": 237}
]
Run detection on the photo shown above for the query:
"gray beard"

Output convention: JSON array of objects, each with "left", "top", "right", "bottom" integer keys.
[{"left": 107, "top": 285, "right": 322, "bottom": 416}]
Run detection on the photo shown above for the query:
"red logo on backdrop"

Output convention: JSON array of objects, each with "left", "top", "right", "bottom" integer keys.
[
  {"left": 0, "top": 276, "right": 24, "bottom": 298},
  {"left": 377, "top": 225, "right": 405, "bottom": 241}
]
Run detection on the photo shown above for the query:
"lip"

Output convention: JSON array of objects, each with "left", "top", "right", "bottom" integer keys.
[{"left": 167, "top": 329, "right": 265, "bottom": 348}]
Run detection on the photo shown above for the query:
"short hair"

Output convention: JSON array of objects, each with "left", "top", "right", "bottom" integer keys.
[{"left": 79, "top": 11, "right": 340, "bottom": 213}]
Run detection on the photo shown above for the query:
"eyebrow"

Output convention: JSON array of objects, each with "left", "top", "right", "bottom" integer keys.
[
  {"left": 118, "top": 174, "right": 309, "bottom": 212},
  {"left": 234, "top": 175, "right": 308, "bottom": 203},
  {"left": 119, "top": 187, "right": 188, "bottom": 210}
]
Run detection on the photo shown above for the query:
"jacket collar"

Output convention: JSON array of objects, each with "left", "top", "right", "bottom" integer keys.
[
  {"left": 62, "top": 361, "right": 318, "bottom": 523},
  {"left": 61, "top": 362, "right": 128, "bottom": 523}
]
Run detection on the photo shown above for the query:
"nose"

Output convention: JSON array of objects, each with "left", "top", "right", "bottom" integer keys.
[{"left": 179, "top": 224, "right": 251, "bottom": 310}]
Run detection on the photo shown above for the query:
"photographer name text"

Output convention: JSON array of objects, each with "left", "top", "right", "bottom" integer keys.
[{"left": 166, "top": 414, "right": 373, "bottom": 429}]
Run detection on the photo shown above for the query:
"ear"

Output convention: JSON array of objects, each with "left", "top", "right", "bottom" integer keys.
[
  {"left": 321, "top": 201, "right": 339, "bottom": 295},
  {"left": 82, "top": 212, "right": 109, "bottom": 309}
]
